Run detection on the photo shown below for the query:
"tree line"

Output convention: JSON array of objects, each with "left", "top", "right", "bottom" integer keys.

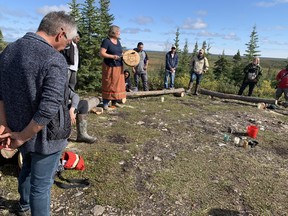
[{"left": 0, "top": 1, "right": 285, "bottom": 97}]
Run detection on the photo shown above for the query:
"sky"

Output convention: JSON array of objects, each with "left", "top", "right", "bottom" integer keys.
[{"left": 0, "top": 0, "right": 288, "bottom": 59}]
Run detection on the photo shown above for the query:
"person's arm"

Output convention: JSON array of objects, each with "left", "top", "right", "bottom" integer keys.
[
  {"left": 0, "top": 119, "right": 44, "bottom": 149},
  {"left": 144, "top": 51, "right": 149, "bottom": 70},
  {"left": 174, "top": 54, "right": 179, "bottom": 69},
  {"left": 203, "top": 57, "right": 209, "bottom": 72},
  {"left": 0, "top": 101, "right": 7, "bottom": 127},
  {"left": 69, "top": 89, "right": 79, "bottom": 125},
  {"left": 100, "top": 47, "right": 120, "bottom": 60}
]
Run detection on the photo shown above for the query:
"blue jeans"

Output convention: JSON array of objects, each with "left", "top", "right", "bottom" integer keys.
[
  {"left": 18, "top": 151, "right": 62, "bottom": 216},
  {"left": 190, "top": 72, "right": 203, "bottom": 85},
  {"left": 164, "top": 70, "right": 175, "bottom": 89}
]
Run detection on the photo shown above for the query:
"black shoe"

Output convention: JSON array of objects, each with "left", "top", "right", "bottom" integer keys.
[{"left": 13, "top": 203, "right": 31, "bottom": 216}]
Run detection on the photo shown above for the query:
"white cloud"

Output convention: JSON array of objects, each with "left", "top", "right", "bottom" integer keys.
[
  {"left": 181, "top": 18, "right": 207, "bottom": 30},
  {"left": 130, "top": 16, "right": 154, "bottom": 25},
  {"left": 36, "top": 5, "right": 70, "bottom": 15},
  {"left": 122, "top": 28, "right": 151, "bottom": 34},
  {"left": 255, "top": 0, "right": 288, "bottom": 7}
]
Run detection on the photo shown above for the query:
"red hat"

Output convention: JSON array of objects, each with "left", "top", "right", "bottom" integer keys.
[{"left": 61, "top": 151, "right": 85, "bottom": 171}]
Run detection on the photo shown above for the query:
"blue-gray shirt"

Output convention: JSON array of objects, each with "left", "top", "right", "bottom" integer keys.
[{"left": 0, "top": 32, "right": 69, "bottom": 154}]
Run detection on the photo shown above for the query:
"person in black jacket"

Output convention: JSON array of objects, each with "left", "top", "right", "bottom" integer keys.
[
  {"left": 238, "top": 57, "right": 263, "bottom": 96},
  {"left": 62, "top": 31, "right": 81, "bottom": 91}
]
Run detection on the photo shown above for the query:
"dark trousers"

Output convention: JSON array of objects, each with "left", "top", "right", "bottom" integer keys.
[
  {"left": 134, "top": 72, "right": 149, "bottom": 91},
  {"left": 238, "top": 81, "right": 257, "bottom": 96}
]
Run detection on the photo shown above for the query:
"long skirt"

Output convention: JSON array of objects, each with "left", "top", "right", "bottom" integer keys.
[{"left": 102, "top": 63, "right": 126, "bottom": 100}]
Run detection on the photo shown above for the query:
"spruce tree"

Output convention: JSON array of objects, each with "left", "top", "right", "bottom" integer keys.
[
  {"left": 178, "top": 39, "right": 191, "bottom": 76},
  {"left": 213, "top": 50, "right": 231, "bottom": 80},
  {"left": 231, "top": 50, "right": 244, "bottom": 85},
  {"left": 97, "top": 0, "right": 114, "bottom": 43},
  {"left": 0, "top": 29, "right": 7, "bottom": 52},
  {"left": 192, "top": 42, "right": 198, "bottom": 58},
  {"left": 244, "top": 25, "right": 261, "bottom": 62},
  {"left": 173, "top": 27, "right": 180, "bottom": 53}
]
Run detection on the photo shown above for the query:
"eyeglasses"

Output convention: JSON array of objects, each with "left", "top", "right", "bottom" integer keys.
[{"left": 61, "top": 28, "right": 68, "bottom": 40}]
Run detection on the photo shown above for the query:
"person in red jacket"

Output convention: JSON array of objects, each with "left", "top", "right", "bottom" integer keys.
[{"left": 275, "top": 64, "right": 288, "bottom": 106}]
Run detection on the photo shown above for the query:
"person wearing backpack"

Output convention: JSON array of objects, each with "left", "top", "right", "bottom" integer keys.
[
  {"left": 238, "top": 57, "right": 263, "bottom": 96},
  {"left": 275, "top": 64, "right": 288, "bottom": 106}
]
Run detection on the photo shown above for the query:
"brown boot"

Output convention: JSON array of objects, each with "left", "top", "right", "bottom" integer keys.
[
  {"left": 76, "top": 114, "right": 97, "bottom": 144},
  {"left": 194, "top": 84, "right": 200, "bottom": 95},
  {"left": 186, "top": 82, "right": 193, "bottom": 93}
]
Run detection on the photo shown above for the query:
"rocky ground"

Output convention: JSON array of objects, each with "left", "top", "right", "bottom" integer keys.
[{"left": 1, "top": 94, "right": 288, "bottom": 216}]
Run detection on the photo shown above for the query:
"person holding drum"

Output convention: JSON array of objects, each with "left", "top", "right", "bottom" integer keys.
[{"left": 99, "top": 25, "right": 126, "bottom": 110}]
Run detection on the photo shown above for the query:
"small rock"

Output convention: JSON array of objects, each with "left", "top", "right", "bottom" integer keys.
[
  {"left": 153, "top": 156, "right": 162, "bottom": 161},
  {"left": 92, "top": 205, "right": 105, "bottom": 216}
]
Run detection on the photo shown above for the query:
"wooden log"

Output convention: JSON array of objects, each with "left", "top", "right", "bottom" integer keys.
[
  {"left": 86, "top": 97, "right": 101, "bottom": 111},
  {"left": 126, "top": 88, "right": 185, "bottom": 98},
  {"left": 173, "top": 92, "right": 185, "bottom": 97},
  {"left": 199, "top": 88, "right": 277, "bottom": 104}
]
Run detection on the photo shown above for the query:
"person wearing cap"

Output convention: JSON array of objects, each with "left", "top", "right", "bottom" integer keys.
[
  {"left": 238, "top": 57, "right": 262, "bottom": 96},
  {"left": 133, "top": 42, "right": 149, "bottom": 91},
  {"left": 164, "top": 44, "right": 179, "bottom": 89},
  {"left": 187, "top": 49, "right": 209, "bottom": 95},
  {"left": 62, "top": 31, "right": 81, "bottom": 91},
  {"left": 0, "top": 11, "right": 77, "bottom": 215},
  {"left": 275, "top": 64, "right": 288, "bottom": 107}
]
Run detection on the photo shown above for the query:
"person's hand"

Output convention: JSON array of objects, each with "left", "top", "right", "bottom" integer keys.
[
  {"left": 113, "top": 55, "right": 120, "bottom": 60},
  {"left": 69, "top": 109, "right": 76, "bottom": 125},
  {"left": 0, "top": 125, "right": 12, "bottom": 149}
]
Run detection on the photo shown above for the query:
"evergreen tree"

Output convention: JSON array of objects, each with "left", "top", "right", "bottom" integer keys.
[
  {"left": 174, "top": 27, "right": 180, "bottom": 53},
  {"left": 192, "top": 42, "right": 198, "bottom": 58},
  {"left": 202, "top": 41, "right": 207, "bottom": 51},
  {"left": 244, "top": 25, "right": 261, "bottom": 62},
  {"left": 213, "top": 50, "right": 231, "bottom": 80},
  {"left": 97, "top": 0, "right": 114, "bottom": 43},
  {"left": 77, "top": 0, "right": 102, "bottom": 91},
  {"left": 178, "top": 39, "right": 191, "bottom": 76},
  {"left": 68, "top": 0, "right": 82, "bottom": 24},
  {"left": 0, "top": 29, "right": 7, "bottom": 52},
  {"left": 231, "top": 50, "right": 244, "bottom": 85}
]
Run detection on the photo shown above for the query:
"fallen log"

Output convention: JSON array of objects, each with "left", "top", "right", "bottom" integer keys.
[
  {"left": 199, "top": 88, "right": 277, "bottom": 104},
  {"left": 85, "top": 97, "right": 101, "bottom": 111},
  {"left": 126, "top": 88, "right": 185, "bottom": 98}
]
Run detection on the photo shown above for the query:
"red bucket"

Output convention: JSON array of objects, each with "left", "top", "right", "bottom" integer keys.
[{"left": 247, "top": 125, "right": 259, "bottom": 138}]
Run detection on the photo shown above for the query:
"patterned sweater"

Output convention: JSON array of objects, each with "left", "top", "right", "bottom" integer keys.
[{"left": 0, "top": 32, "right": 69, "bottom": 154}]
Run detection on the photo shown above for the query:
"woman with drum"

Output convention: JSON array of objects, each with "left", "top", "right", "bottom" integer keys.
[{"left": 99, "top": 25, "right": 126, "bottom": 110}]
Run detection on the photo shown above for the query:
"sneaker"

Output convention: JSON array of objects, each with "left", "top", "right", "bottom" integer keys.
[{"left": 103, "top": 105, "right": 109, "bottom": 110}]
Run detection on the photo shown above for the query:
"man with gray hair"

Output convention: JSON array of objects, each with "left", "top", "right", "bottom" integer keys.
[{"left": 0, "top": 11, "right": 77, "bottom": 216}]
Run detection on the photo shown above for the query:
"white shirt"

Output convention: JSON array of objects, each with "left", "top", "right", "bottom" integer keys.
[{"left": 69, "top": 41, "right": 79, "bottom": 71}]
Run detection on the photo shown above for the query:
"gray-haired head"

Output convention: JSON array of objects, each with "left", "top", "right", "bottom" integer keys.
[
  {"left": 108, "top": 25, "right": 120, "bottom": 38},
  {"left": 37, "top": 11, "right": 78, "bottom": 40}
]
